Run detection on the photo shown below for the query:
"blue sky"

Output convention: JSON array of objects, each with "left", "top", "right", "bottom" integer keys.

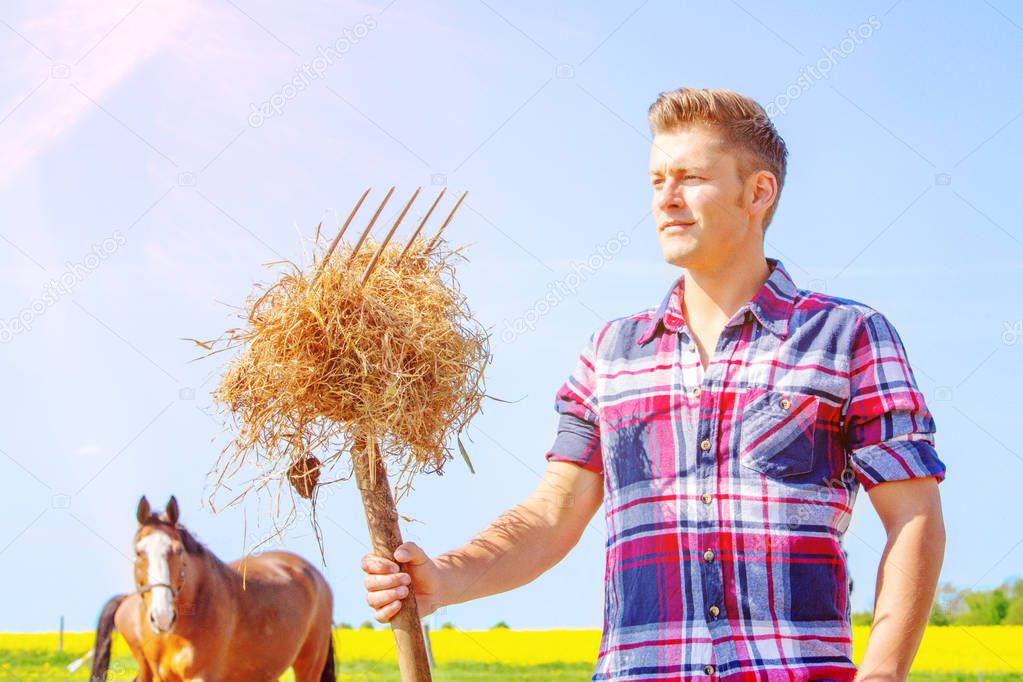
[{"left": 1, "top": 0, "right": 1022, "bottom": 637}]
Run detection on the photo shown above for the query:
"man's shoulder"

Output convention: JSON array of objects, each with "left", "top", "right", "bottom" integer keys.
[
  {"left": 581, "top": 306, "right": 661, "bottom": 359},
  {"left": 791, "top": 286, "right": 891, "bottom": 330}
]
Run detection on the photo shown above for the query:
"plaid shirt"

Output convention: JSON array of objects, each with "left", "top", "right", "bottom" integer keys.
[{"left": 545, "top": 258, "right": 946, "bottom": 681}]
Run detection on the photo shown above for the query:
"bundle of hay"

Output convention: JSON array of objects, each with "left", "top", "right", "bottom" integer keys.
[{"left": 194, "top": 188, "right": 491, "bottom": 514}]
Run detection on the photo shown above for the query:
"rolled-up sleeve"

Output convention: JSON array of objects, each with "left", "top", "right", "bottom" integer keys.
[
  {"left": 844, "top": 311, "right": 946, "bottom": 490},
  {"left": 544, "top": 331, "right": 603, "bottom": 475}
]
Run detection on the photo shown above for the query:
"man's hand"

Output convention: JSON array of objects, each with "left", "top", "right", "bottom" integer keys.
[{"left": 362, "top": 542, "right": 445, "bottom": 623}]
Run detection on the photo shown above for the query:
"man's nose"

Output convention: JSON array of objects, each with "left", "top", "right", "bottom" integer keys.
[{"left": 655, "top": 182, "right": 684, "bottom": 211}]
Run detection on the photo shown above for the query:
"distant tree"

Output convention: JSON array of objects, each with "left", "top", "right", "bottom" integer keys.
[
  {"left": 929, "top": 582, "right": 966, "bottom": 625},
  {"left": 929, "top": 602, "right": 951, "bottom": 626},
  {"left": 440, "top": 622, "right": 457, "bottom": 630},
  {"left": 957, "top": 588, "right": 1009, "bottom": 625},
  {"left": 359, "top": 620, "right": 376, "bottom": 630},
  {"left": 851, "top": 611, "right": 873, "bottom": 627},
  {"left": 491, "top": 621, "right": 510, "bottom": 629},
  {"left": 336, "top": 622, "right": 353, "bottom": 629},
  {"left": 836, "top": 578, "right": 1023, "bottom": 627},
  {"left": 1002, "top": 579, "right": 1023, "bottom": 625},
  {"left": 1005, "top": 599, "right": 1023, "bottom": 625}
]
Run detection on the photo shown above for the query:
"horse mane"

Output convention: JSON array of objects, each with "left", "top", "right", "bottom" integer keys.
[
  {"left": 176, "top": 524, "right": 208, "bottom": 556},
  {"left": 143, "top": 520, "right": 210, "bottom": 558}
]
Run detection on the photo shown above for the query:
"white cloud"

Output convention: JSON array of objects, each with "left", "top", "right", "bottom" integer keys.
[{"left": 0, "top": 0, "right": 202, "bottom": 187}]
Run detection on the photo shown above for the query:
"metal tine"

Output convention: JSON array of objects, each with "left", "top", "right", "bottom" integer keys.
[
  {"left": 347, "top": 186, "right": 395, "bottom": 266},
  {"left": 396, "top": 188, "right": 446, "bottom": 265},
  {"left": 424, "top": 190, "right": 468, "bottom": 255},
  {"left": 360, "top": 187, "right": 421, "bottom": 286},
  {"left": 315, "top": 187, "right": 371, "bottom": 282}
]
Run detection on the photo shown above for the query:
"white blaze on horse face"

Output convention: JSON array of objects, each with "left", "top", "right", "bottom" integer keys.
[{"left": 138, "top": 531, "right": 176, "bottom": 632}]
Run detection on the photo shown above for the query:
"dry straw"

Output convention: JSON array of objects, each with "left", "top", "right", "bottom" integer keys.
[{"left": 191, "top": 186, "right": 491, "bottom": 524}]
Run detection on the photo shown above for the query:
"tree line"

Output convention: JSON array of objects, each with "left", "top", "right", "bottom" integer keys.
[{"left": 852, "top": 579, "right": 1023, "bottom": 626}]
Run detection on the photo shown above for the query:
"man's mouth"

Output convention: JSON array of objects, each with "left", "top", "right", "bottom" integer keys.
[{"left": 660, "top": 220, "right": 696, "bottom": 233}]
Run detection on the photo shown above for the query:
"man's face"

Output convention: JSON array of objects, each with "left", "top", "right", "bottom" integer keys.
[{"left": 649, "top": 125, "right": 759, "bottom": 270}]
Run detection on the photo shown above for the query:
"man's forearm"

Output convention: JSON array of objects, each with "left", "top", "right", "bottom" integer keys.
[
  {"left": 432, "top": 498, "right": 582, "bottom": 608},
  {"left": 855, "top": 510, "right": 945, "bottom": 681}
]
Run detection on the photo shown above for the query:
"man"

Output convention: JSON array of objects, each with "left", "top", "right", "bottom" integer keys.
[{"left": 361, "top": 87, "right": 946, "bottom": 681}]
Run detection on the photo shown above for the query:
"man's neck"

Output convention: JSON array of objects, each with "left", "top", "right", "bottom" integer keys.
[{"left": 681, "top": 255, "right": 771, "bottom": 331}]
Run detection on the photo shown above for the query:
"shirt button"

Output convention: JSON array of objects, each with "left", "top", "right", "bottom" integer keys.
[
  {"left": 692, "top": 386, "right": 701, "bottom": 397},
  {"left": 703, "top": 549, "right": 715, "bottom": 562},
  {"left": 688, "top": 342, "right": 697, "bottom": 352},
  {"left": 700, "top": 439, "right": 711, "bottom": 451},
  {"left": 704, "top": 664, "right": 715, "bottom": 675},
  {"left": 709, "top": 605, "right": 720, "bottom": 618},
  {"left": 701, "top": 493, "right": 713, "bottom": 504},
  {"left": 780, "top": 397, "right": 791, "bottom": 410}
]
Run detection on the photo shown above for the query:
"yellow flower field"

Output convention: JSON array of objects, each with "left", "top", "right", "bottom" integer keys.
[{"left": 2, "top": 626, "right": 1021, "bottom": 676}]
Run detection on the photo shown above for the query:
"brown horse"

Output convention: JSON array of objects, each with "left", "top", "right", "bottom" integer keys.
[{"left": 90, "top": 496, "right": 335, "bottom": 682}]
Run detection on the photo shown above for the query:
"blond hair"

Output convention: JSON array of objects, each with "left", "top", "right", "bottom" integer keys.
[{"left": 648, "top": 87, "right": 788, "bottom": 230}]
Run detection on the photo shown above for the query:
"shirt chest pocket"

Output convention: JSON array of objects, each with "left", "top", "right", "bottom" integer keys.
[{"left": 737, "top": 389, "right": 820, "bottom": 478}]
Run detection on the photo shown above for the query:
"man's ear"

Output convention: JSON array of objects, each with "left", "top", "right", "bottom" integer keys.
[
  {"left": 136, "top": 496, "right": 152, "bottom": 525},
  {"left": 164, "top": 496, "right": 180, "bottom": 527}
]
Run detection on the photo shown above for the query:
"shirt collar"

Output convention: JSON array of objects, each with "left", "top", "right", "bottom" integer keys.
[{"left": 636, "top": 257, "right": 798, "bottom": 345}]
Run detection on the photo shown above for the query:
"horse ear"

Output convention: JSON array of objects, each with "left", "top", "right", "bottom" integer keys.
[
  {"left": 165, "top": 496, "right": 180, "bottom": 527},
  {"left": 137, "top": 496, "right": 152, "bottom": 524}
]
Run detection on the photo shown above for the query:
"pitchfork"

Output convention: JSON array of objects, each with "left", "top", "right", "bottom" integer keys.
[{"left": 315, "top": 187, "right": 467, "bottom": 682}]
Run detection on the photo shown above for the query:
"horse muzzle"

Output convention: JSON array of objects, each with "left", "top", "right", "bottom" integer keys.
[{"left": 148, "top": 607, "right": 177, "bottom": 634}]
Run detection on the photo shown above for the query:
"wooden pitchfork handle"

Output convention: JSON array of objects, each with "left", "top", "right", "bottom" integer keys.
[{"left": 353, "top": 433, "right": 433, "bottom": 682}]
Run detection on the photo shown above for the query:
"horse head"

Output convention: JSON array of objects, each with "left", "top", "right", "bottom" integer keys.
[{"left": 133, "top": 495, "right": 192, "bottom": 635}]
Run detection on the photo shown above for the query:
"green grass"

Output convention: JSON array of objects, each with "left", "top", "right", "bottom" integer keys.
[
  {"left": 0, "top": 650, "right": 596, "bottom": 681},
  {"left": 327, "top": 660, "right": 596, "bottom": 680},
  {"left": 2, "top": 649, "right": 1021, "bottom": 681}
]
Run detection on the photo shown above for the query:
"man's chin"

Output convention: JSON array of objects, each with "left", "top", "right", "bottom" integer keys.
[{"left": 660, "top": 246, "right": 695, "bottom": 269}]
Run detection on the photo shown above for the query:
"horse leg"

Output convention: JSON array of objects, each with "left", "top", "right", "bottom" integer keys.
[
  {"left": 106, "top": 594, "right": 154, "bottom": 682},
  {"left": 291, "top": 629, "right": 334, "bottom": 682},
  {"left": 126, "top": 649, "right": 153, "bottom": 682}
]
